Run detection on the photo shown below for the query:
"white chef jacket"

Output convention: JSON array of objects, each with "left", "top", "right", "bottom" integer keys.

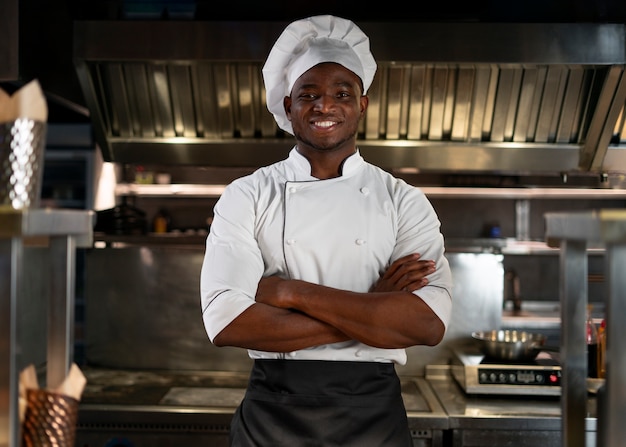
[{"left": 200, "top": 148, "right": 452, "bottom": 365}]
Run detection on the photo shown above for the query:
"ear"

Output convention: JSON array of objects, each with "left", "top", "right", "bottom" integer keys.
[
  {"left": 359, "top": 95, "right": 369, "bottom": 119},
  {"left": 283, "top": 96, "right": 292, "bottom": 120}
]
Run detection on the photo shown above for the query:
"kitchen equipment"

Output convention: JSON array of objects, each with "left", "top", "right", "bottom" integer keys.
[
  {"left": 94, "top": 198, "right": 148, "bottom": 235},
  {"left": 472, "top": 329, "right": 558, "bottom": 362},
  {"left": 72, "top": 21, "right": 626, "bottom": 176},
  {"left": 450, "top": 345, "right": 562, "bottom": 396},
  {"left": 425, "top": 363, "right": 597, "bottom": 447}
]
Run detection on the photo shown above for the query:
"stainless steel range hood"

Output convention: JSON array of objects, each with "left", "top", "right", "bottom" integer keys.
[{"left": 74, "top": 20, "right": 626, "bottom": 175}]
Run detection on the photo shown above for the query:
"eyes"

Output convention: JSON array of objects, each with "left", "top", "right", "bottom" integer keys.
[{"left": 297, "top": 90, "right": 354, "bottom": 101}]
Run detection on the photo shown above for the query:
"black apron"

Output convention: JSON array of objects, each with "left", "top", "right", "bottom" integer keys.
[{"left": 229, "top": 359, "right": 413, "bottom": 447}]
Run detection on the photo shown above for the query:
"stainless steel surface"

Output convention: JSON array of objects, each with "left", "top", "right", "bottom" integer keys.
[
  {"left": 79, "top": 369, "right": 250, "bottom": 407},
  {"left": 73, "top": 21, "right": 626, "bottom": 174},
  {"left": 0, "top": 209, "right": 94, "bottom": 447},
  {"left": 0, "top": 239, "right": 19, "bottom": 447},
  {"left": 75, "top": 368, "right": 448, "bottom": 446},
  {"left": 560, "top": 239, "right": 588, "bottom": 447},
  {"left": 84, "top": 248, "right": 504, "bottom": 376},
  {"left": 47, "top": 236, "right": 76, "bottom": 389},
  {"left": 0, "top": 208, "right": 95, "bottom": 244},
  {"left": 115, "top": 183, "right": 626, "bottom": 199},
  {"left": 399, "top": 253, "right": 504, "bottom": 375},
  {"left": 85, "top": 245, "right": 254, "bottom": 372},
  {"left": 501, "top": 301, "right": 562, "bottom": 331},
  {"left": 425, "top": 364, "right": 597, "bottom": 446},
  {"left": 545, "top": 209, "right": 626, "bottom": 447},
  {"left": 77, "top": 368, "right": 441, "bottom": 413}
]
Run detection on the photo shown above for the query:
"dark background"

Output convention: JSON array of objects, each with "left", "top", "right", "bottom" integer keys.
[{"left": 5, "top": 0, "right": 626, "bottom": 123}]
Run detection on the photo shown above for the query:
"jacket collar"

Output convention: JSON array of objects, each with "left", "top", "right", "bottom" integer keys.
[{"left": 287, "top": 147, "right": 365, "bottom": 181}]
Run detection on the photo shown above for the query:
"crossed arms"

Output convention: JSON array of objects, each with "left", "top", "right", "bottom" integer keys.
[{"left": 213, "top": 253, "right": 445, "bottom": 352}]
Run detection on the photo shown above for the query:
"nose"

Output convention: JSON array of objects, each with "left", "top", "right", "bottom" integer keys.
[{"left": 313, "top": 95, "right": 335, "bottom": 112}]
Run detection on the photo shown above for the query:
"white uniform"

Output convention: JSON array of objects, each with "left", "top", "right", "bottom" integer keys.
[{"left": 200, "top": 148, "right": 452, "bottom": 365}]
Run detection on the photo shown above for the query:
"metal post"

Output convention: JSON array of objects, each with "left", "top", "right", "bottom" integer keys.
[
  {"left": 47, "top": 236, "right": 76, "bottom": 389},
  {"left": 604, "top": 242, "right": 626, "bottom": 446},
  {"left": 0, "top": 209, "right": 94, "bottom": 447},
  {"left": 546, "top": 209, "right": 626, "bottom": 447},
  {"left": 0, "top": 238, "right": 22, "bottom": 447},
  {"left": 559, "top": 239, "right": 588, "bottom": 447}
]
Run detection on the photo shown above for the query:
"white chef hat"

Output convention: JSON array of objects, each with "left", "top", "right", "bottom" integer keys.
[{"left": 262, "top": 15, "right": 377, "bottom": 135}]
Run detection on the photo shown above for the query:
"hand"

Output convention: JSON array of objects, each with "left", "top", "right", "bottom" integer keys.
[{"left": 370, "top": 253, "right": 435, "bottom": 293}]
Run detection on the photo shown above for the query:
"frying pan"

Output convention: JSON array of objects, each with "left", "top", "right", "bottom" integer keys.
[{"left": 472, "top": 329, "right": 557, "bottom": 362}]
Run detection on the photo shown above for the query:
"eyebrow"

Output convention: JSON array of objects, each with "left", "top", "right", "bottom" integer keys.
[{"left": 296, "top": 81, "right": 357, "bottom": 90}]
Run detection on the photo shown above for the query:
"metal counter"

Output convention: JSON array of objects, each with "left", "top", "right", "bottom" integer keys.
[
  {"left": 75, "top": 368, "right": 449, "bottom": 447},
  {"left": 75, "top": 364, "right": 604, "bottom": 447},
  {"left": 425, "top": 365, "right": 597, "bottom": 447}
]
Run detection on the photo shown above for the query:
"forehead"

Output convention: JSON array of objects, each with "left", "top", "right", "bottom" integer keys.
[{"left": 293, "top": 62, "right": 363, "bottom": 90}]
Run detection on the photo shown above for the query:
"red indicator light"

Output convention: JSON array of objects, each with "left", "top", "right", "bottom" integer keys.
[{"left": 549, "top": 374, "right": 559, "bottom": 383}]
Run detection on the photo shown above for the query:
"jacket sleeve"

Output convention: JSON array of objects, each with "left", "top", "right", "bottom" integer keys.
[
  {"left": 394, "top": 185, "right": 453, "bottom": 329},
  {"left": 200, "top": 180, "right": 264, "bottom": 342}
]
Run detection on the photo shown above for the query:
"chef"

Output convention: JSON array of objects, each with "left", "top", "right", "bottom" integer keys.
[{"left": 200, "top": 14, "right": 452, "bottom": 446}]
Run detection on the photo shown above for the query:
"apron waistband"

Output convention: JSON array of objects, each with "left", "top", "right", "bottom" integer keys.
[{"left": 248, "top": 358, "right": 399, "bottom": 398}]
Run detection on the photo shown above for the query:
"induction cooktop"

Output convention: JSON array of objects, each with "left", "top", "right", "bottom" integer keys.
[{"left": 450, "top": 346, "right": 562, "bottom": 396}]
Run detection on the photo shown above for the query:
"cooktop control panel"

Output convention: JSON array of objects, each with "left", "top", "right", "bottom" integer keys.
[{"left": 477, "top": 367, "right": 562, "bottom": 386}]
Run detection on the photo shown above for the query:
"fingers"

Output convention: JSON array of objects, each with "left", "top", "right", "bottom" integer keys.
[
  {"left": 400, "top": 276, "right": 429, "bottom": 292},
  {"left": 388, "top": 259, "right": 435, "bottom": 283},
  {"left": 373, "top": 255, "right": 436, "bottom": 293},
  {"left": 382, "top": 253, "right": 421, "bottom": 278}
]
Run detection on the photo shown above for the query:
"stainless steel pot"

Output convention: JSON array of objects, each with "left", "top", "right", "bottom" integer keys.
[{"left": 472, "top": 330, "right": 552, "bottom": 362}]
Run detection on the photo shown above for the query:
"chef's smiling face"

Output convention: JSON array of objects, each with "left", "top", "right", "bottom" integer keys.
[{"left": 284, "top": 62, "right": 368, "bottom": 155}]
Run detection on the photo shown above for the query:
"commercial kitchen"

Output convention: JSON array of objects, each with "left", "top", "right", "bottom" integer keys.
[{"left": 2, "top": 1, "right": 626, "bottom": 446}]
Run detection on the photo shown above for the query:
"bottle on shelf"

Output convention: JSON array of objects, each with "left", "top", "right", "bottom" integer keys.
[
  {"left": 586, "top": 304, "right": 599, "bottom": 378},
  {"left": 153, "top": 208, "right": 171, "bottom": 234}
]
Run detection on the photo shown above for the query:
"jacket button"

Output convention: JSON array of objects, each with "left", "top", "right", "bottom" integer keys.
[
  {"left": 355, "top": 239, "right": 366, "bottom": 245},
  {"left": 286, "top": 239, "right": 296, "bottom": 245},
  {"left": 360, "top": 187, "right": 370, "bottom": 195},
  {"left": 289, "top": 186, "right": 297, "bottom": 194}
]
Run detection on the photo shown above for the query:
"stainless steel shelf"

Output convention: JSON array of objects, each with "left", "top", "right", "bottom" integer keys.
[
  {"left": 422, "top": 187, "right": 626, "bottom": 199},
  {"left": 93, "top": 232, "right": 207, "bottom": 247},
  {"left": 0, "top": 208, "right": 95, "bottom": 241},
  {"left": 115, "top": 183, "right": 226, "bottom": 198},
  {"left": 0, "top": 208, "right": 94, "bottom": 447},
  {"left": 545, "top": 209, "right": 626, "bottom": 447},
  {"left": 114, "top": 183, "right": 626, "bottom": 199}
]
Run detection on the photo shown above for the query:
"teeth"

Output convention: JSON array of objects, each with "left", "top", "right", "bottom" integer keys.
[{"left": 315, "top": 121, "right": 335, "bottom": 128}]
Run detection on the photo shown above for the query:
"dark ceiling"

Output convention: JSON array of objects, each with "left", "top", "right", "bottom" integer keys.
[{"left": 5, "top": 0, "right": 626, "bottom": 123}]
